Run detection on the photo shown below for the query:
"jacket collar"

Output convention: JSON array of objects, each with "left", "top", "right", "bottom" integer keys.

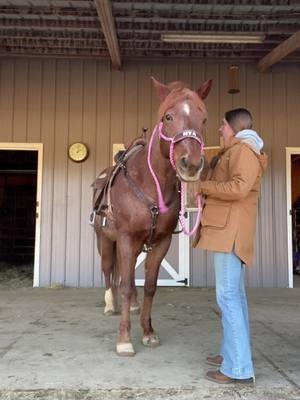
[
  {"left": 218, "top": 136, "right": 267, "bottom": 174},
  {"left": 219, "top": 136, "right": 240, "bottom": 154}
]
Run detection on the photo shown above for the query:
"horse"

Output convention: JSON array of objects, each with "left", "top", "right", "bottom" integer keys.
[{"left": 93, "top": 77, "right": 212, "bottom": 356}]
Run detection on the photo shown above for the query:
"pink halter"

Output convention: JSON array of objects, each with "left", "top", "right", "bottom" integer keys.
[{"left": 147, "top": 122, "right": 204, "bottom": 236}]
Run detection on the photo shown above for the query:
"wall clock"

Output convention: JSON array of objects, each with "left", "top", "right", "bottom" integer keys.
[{"left": 68, "top": 142, "right": 89, "bottom": 163}]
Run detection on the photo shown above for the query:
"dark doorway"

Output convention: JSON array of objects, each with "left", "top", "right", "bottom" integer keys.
[
  {"left": 291, "top": 154, "right": 300, "bottom": 288},
  {"left": 0, "top": 150, "right": 38, "bottom": 287}
]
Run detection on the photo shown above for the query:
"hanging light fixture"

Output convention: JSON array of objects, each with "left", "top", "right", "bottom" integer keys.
[
  {"left": 161, "top": 33, "right": 265, "bottom": 44},
  {"left": 228, "top": 65, "right": 240, "bottom": 94}
]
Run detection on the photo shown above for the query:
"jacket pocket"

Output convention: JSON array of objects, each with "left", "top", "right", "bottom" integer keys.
[{"left": 201, "top": 203, "right": 231, "bottom": 228}]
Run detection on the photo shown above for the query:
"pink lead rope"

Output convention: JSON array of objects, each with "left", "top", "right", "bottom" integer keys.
[
  {"left": 147, "top": 122, "right": 204, "bottom": 237},
  {"left": 147, "top": 123, "right": 169, "bottom": 214},
  {"left": 179, "top": 187, "right": 203, "bottom": 236}
]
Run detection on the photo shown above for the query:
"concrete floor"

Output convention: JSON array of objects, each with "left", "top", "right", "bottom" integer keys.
[{"left": 0, "top": 287, "right": 300, "bottom": 400}]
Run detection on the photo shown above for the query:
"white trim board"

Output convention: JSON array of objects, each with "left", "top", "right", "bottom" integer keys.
[
  {"left": 286, "top": 147, "right": 300, "bottom": 289},
  {"left": 0, "top": 143, "right": 43, "bottom": 287}
]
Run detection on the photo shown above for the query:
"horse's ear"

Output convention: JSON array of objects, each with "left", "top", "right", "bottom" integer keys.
[
  {"left": 196, "top": 79, "right": 212, "bottom": 100},
  {"left": 151, "top": 76, "right": 170, "bottom": 101}
]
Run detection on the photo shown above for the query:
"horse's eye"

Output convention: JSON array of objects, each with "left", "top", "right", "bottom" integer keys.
[
  {"left": 165, "top": 114, "right": 173, "bottom": 122},
  {"left": 203, "top": 118, "right": 207, "bottom": 124}
]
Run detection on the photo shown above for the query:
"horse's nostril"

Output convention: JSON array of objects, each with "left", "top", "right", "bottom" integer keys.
[{"left": 180, "top": 157, "right": 188, "bottom": 169}]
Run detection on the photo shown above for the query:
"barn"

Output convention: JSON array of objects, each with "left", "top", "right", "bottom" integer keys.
[{"left": 0, "top": 0, "right": 300, "bottom": 289}]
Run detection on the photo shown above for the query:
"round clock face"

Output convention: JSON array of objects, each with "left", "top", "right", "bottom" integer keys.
[{"left": 68, "top": 142, "right": 89, "bottom": 162}]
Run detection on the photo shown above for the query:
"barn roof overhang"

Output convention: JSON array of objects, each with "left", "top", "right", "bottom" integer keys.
[{"left": 0, "top": 0, "right": 300, "bottom": 71}]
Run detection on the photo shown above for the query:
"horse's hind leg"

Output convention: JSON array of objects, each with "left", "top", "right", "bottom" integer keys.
[
  {"left": 130, "top": 285, "right": 140, "bottom": 314},
  {"left": 97, "top": 231, "right": 118, "bottom": 315},
  {"left": 141, "top": 235, "right": 172, "bottom": 347}
]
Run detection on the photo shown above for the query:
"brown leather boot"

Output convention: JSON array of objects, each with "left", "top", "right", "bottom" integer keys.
[
  {"left": 206, "top": 370, "right": 254, "bottom": 385},
  {"left": 206, "top": 355, "right": 223, "bottom": 367}
]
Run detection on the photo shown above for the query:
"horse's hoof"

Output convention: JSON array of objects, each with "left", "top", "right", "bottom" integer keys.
[
  {"left": 104, "top": 288, "right": 119, "bottom": 315},
  {"left": 104, "top": 308, "right": 115, "bottom": 316},
  {"left": 142, "top": 334, "right": 160, "bottom": 347},
  {"left": 104, "top": 306, "right": 120, "bottom": 315},
  {"left": 116, "top": 342, "right": 135, "bottom": 357},
  {"left": 130, "top": 304, "right": 140, "bottom": 315}
]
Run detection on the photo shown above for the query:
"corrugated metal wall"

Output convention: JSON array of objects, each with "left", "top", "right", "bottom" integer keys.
[{"left": 0, "top": 58, "right": 299, "bottom": 287}]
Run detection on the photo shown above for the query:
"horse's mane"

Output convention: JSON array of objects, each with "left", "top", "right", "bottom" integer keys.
[{"left": 157, "top": 81, "right": 206, "bottom": 122}]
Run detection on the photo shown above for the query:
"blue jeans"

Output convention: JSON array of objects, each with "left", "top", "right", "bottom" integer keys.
[{"left": 214, "top": 251, "right": 255, "bottom": 380}]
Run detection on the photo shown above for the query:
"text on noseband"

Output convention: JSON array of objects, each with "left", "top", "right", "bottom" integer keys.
[{"left": 182, "top": 130, "right": 197, "bottom": 137}]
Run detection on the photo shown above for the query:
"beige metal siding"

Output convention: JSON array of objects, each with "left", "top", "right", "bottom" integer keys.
[
  {"left": 66, "top": 60, "right": 83, "bottom": 287},
  {"left": 40, "top": 59, "right": 56, "bottom": 286},
  {"left": 80, "top": 61, "right": 97, "bottom": 287},
  {"left": 271, "top": 72, "right": 285, "bottom": 287},
  {"left": 0, "top": 58, "right": 299, "bottom": 287},
  {"left": 259, "top": 72, "right": 275, "bottom": 287},
  {"left": 0, "top": 60, "right": 15, "bottom": 142}
]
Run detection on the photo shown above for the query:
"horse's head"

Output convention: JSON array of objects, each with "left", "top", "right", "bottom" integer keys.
[{"left": 152, "top": 77, "right": 212, "bottom": 182}]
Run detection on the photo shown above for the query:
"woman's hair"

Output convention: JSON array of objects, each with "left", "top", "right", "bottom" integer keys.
[{"left": 225, "top": 108, "right": 253, "bottom": 133}]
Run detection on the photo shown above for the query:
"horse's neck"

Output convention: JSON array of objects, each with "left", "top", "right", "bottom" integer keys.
[
  {"left": 126, "top": 138, "right": 176, "bottom": 197},
  {"left": 139, "top": 139, "right": 178, "bottom": 207},
  {"left": 148, "top": 135, "right": 176, "bottom": 178}
]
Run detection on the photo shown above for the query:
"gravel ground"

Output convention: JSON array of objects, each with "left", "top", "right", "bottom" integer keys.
[{"left": 0, "top": 387, "right": 300, "bottom": 400}]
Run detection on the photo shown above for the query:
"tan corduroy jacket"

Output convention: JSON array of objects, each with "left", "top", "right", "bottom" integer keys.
[{"left": 193, "top": 137, "right": 267, "bottom": 266}]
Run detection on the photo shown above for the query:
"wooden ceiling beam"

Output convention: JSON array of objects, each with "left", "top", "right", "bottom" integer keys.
[
  {"left": 258, "top": 30, "right": 300, "bottom": 72},
  {"left": 94, "top": 0, "right": 121, "bottom": 68}
]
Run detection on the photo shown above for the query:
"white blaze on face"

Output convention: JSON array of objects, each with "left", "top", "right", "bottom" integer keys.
[{"left": 183, "top": 102, "right": 190, "bottom": 116}]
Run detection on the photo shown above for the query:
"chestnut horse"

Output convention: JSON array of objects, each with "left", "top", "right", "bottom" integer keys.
[{"left": 94, "top": 77, "right": 211, "bottom": 356}]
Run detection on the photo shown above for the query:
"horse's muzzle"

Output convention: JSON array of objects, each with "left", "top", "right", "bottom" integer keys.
[{"left": 177, "top": 155, "right": 205, "bottom": 182}]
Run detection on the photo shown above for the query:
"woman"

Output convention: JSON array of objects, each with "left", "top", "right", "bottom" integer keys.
[{"left": 194, "top": 108, "right": 267, "bottom": 384}]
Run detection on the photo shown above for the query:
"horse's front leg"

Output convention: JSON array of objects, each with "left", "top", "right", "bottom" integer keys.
[
  {"left": 116, "top": 234, "right": 141, "bottom": 356},
  {"left": 141, "top": 235, "right": 172, "bottom": 347}
]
